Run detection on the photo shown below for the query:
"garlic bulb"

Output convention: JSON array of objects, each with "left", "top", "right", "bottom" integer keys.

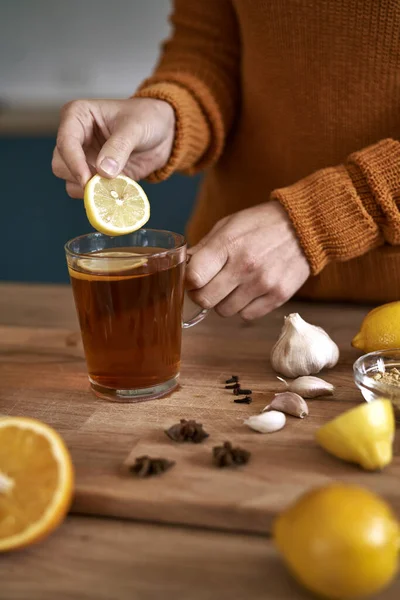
[
  {"left": 263, "top": 392, "right": 309, "bottom": 418},
  {"left": 244, "top": 411, "right": 286, "bottom": 433},
  {"left": 270, "top": 313, "right": 339, "bottom": 378},
  {"left": 277, "top": 375, "right": 334, "bottom": 398}
]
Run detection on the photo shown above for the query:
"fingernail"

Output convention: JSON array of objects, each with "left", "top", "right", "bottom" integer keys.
[{"left": 100, "top": 157, "right": 119, "bottom": 177}]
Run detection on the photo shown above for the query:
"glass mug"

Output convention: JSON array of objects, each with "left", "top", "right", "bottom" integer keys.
[{"left": 65, "top": 229, "right": 208, "bottom": 402}]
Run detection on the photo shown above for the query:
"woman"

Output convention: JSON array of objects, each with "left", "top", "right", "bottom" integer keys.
[{"left": 52, "top": 0, "right": 400, "bottom": 319}]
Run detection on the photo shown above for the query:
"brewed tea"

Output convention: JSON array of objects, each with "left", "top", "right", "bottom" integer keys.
[{"left": 69, "top": 247, "right": 185, "bottom": 391}]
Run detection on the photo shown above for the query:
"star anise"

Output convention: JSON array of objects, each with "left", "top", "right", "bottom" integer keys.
[
  {"left": 129, "top": 456, "right": 175, "bottom": 478},
  {"left": 212, "top": 441, "right": 251, "bottom": 468},
  {"left": 165, "top": 419, "right": 209, "bottom": 443}
]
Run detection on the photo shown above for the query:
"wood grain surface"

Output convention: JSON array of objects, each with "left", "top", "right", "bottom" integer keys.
[
  {"left": 1, "top": 514, "right": 399, "bottom": 600},
  {"left": 1, "top": 283, "right": 398, "bottom": 535}
]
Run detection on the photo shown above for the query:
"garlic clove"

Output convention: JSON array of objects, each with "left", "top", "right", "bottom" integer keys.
[
  {"left": 270, "top": 313, "right": 339, "bottom": 378},
  {"left": 277, "top": 375, "right": 335, "bottom": 398},
  {"left": 244, "top": 411, "right": 286, "bottom": 433},
  {"left": 263, "top": 392, "right": 309, "bottom": 418}
]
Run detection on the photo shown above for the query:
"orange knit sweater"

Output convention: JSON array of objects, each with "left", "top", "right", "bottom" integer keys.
[{"left": 136, "top": 0, "right": 400, "bottom": 303}]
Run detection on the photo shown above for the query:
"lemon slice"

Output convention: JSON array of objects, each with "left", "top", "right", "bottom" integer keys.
[
  {"left": 84, "top": 174, "right": 150, "bottom": 236},
  {"left": 76, "top": 251, "right": 147, "bottom": 274},
  {"left": 316, "top": 399, "right": 395, "bottom": 470},
  {"left": 0, "top": 417, "right": 74, "bottom": 552}
]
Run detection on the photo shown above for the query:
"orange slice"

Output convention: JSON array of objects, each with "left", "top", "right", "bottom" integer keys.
[{"left": 0, "top": 417, "right": 74, "bottom": 552}]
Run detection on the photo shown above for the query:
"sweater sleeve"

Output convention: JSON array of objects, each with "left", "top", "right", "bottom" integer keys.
[
  {"left": 271, "top": 139, "right": 400, "bottom": 275},
  {"left": 134, "top": 0, "right": 240, "bottom": 181}
]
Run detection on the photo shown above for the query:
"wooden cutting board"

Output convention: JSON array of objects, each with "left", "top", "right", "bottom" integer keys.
[{"left": 1, "top": 283, "right": 399, "bottom": 535}]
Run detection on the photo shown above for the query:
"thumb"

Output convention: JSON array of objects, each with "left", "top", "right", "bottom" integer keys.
[{"left": 96, "top": 119, "right": 141, "bottom": 178}]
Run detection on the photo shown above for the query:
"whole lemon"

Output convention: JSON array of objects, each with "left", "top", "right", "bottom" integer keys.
[
  {"left": 352, "top": 301, "right": 400, "bottom": 353},
  {"left": 274, "top": 484, "right": 399, "bottom": 599}
]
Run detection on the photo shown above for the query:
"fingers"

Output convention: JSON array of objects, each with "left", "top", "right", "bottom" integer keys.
[
  {"left": 186, "top": 220, "right": 283, "bottom": 316},
  {"left": 66, "top": 182, "right": 84, "bottom": 199},
  {"left": 53, "top": 147, "right": 84, "bottom": 198},
  {"left": 236, "top": 274, "right": 291, "bottom": 320},
  {"left": 54, "top": 97, "right": 175, "bottom": 188},
  {"left": 186, "top": 217, "right": 251, "bottom": 308},
  {"left": 53, "top": 147, "right": 96, "bottom": 198},
  {"left": 56, "top": 101, "right": 92, "bottom": 187},
  {"left": 52, "top": 147, "right": 77, "bottom": 182},
  {"left": 214, "top": 285, "right": 257, "bottom": 318},
  {"left": 185, "top": 202, "right": 311, "bottom": 320},
  {"left": 189, "top": 272, "right": 238, "bottom": 311},
  {"left": 240, "top": 294, "right": 281, "bottom": 321},
  {"left": 186, "top": 235, "right": 229, "bottom": 294},
  {"left": 190, "top": 271, "right": 286, "bottom": 319},
  {"left": 187, "top": 240, "right": 290, "bottom": 317},
  {"left": 96, "top": 117, "right": 142, "bottom": 178},
  {"left": 188, "top": 218, "right": 228, "bottom": 256}
]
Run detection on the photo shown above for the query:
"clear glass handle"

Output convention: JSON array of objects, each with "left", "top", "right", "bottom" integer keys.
[
  {"left": 182, "top": 253, "right": 209, "bottom": 328},
  {"left": 182, "top": 307, "right": 209, "bottom": 329}
]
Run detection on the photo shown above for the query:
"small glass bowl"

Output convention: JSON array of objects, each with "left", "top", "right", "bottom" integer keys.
[{"left": 353, "top": 349, "right": 400, "bottom": 420}]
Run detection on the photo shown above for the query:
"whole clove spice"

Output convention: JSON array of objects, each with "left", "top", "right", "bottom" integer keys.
[
  {"left": 165, "top": 419, "right": 209, "bottom": 443},
  {"left": 233, "top": 388, "right": 252, "bottom": 396},
  {"left": 225, "top": 382, "right": 241, "bottom": 390},
  {"left": 234, "top": 396, "right": 252, "bottom": 405},
  {"left": 225, "top": 375, "right": 239, "bottom": 384},
  {"left": 129, "top": 456, "right": 175, "bottom": 478},
  {"left": 213, "top": 441, "right": 251, "bottom": 468}
]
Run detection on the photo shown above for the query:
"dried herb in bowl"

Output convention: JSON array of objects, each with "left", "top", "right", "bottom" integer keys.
[{"left": 372, "top": 368, "right": 400, "bottom": 386}]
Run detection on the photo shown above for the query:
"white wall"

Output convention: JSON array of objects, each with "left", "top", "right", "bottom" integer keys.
[{"left": 0, "top": 0, "right": 171, "bottom": 106}]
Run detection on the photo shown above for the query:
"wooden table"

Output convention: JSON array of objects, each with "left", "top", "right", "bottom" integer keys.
[{"left": 1, "top": 283, "right": 399, "bottom": 600}]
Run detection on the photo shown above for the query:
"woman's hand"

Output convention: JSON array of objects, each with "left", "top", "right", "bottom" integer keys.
[
  {"left": 52, "top": 98, "right": 175, "bottom": 197},
  {"left": 186, "top": 201, "right": 310, "bottom": 320}
]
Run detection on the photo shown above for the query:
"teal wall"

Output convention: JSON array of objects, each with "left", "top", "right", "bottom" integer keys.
[{"left": 0, "top": 137, "right": 200, "bottom": 283}]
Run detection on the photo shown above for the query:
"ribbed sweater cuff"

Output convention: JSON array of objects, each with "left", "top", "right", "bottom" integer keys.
[
  {"left": 272, "top": 165, "right": 381, "bottom": 275},
  {"left": 134, "top": 82, "right": 210, "bottom": 181},
  {"left": 348, "top": 139, "right": 400, "bottom": 244}
]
